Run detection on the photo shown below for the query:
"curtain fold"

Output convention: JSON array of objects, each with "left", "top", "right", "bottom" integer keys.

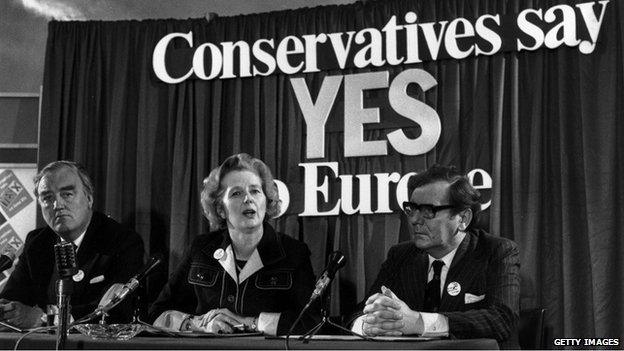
[{"left": 40, "top": 0, "right": 624, "bottom": 340}]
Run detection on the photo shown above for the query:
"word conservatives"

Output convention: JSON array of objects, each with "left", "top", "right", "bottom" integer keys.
[{"left": 153, "top": 1, "right": 609, "bottom": 83}]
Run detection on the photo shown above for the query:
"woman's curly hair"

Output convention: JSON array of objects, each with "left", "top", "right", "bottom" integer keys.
[{"left": 201, "top": 153, "right": 280, "bottom": 230}]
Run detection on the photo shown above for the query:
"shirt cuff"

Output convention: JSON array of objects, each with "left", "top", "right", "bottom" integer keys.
[
  {"left": 419, "top": 312, "right": 449, "bottom": 337},
  {"left": 153, "top": 310, "right": 190, "bottom": 332},
  {"left": 350, "top": 315, "right": 366, "bottom": 335},
  {"left": 257, "top": 312, "right": 280, "bottom": 336}
]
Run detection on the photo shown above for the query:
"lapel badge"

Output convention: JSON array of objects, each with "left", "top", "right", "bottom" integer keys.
[
  {"left": 213, "top": 248, "right": 226, "bottom": 261},
  {"left": 72, "top": 269, "right": 84, "bottom": 282},
  {"left": 447, "top": 281, "right": 461, "bottom": 296}
]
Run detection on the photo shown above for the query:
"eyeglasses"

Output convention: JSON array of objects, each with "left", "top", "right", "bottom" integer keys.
[{"left": 402, "top": 201, "right": 454, "bottom": 219}]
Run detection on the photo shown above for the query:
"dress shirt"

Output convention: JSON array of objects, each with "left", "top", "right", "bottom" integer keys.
[
  {"left": 353, "top": 232, "right": 467, "bottom": 337},
  {"left": 419, "top": 240, "right": 461, "bottom": 336}
]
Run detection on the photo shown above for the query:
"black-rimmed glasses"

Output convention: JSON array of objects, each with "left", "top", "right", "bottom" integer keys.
[{"left": 402, "top": 201, "right": 454, "bottom": 219}]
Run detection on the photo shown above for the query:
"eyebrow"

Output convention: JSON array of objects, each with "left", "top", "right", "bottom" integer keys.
[{"left": 40, "top": 185, "right": 76, "bottom": 195}]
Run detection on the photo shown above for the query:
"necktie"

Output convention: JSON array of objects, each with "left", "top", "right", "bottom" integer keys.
[{"left": 423, "top": 260, "right": 444, "bottom": 312}]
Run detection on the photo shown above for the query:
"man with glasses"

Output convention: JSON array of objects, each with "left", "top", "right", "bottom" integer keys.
[
  {"left": 350, "top": 164, "right": 520, "bottom": 348},
  {"left": 0, "top": 161, "right": 144, "bottom": 329}
]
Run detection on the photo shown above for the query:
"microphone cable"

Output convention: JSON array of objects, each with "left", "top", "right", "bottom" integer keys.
[
  {"left": 13, "top": 325, "right": 60, "bottom": 351},
  {"left": 284, "top": 301, "right": 312, "bottom": 350}
]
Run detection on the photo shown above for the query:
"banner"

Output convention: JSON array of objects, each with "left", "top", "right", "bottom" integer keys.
[
  {"left": 154, "top": 1, "right": 609, "bottom": 82},
  {"left": 0, "top": 165, "right": 37, "bottom": 289}
]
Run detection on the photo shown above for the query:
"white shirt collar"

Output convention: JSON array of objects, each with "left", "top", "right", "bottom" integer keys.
[
  {"left": 428, "top": 246, "right": 457, "bottom": 270},
  {"left": 218, "top": 245, "right": 264, "bottom": 284},
  {"left": 426, "top": 231, "right": 466, "bottom": 293},
  {"left": 72, "top": 230, "right": 87, "bottom": 251},
  {"left": 427, "top": 230, "right": 466, "bottom": 269}
]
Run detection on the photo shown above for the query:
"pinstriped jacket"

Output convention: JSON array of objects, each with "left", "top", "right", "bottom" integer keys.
[{"left": 363, "top": 229, "right": 520, "bottom": 348}]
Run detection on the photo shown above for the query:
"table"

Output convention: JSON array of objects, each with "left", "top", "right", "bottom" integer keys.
[{"left": 0, "top": 332, "right": 498, "bottom": 349}]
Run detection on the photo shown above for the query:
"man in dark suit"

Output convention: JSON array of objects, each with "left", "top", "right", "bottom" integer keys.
[
  {"left": 351, "top": 165, "right": 520, "bottom": 348},
  {"left": 0, "top": 161, "right": 144, "bottom": 329}
]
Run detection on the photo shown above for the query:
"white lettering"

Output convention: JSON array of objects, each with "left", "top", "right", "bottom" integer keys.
[
  {"left": 344, "top": 71, "right": 389, "bottom": 157},
  {"left": 221, "top": 41, "right": 251, "bottom": 78},
  {"left": 517, "top": 9, "right": 545, "bottom": 51},
  {"left": 193, "top": 42, "right": 222, "bottom": 80},
  {"left": 445, "top": 18, "right": 475, "bottom": 59},
  {"left": 290, "top": 75, "right": 343, "bottom": 159},
  {"left": 299, "top": 162, "right": 341, "bottom": 216},
  {"left": 339, "top": 174, "right": 373, "bottom": 214},
  {"left": 327, "top": 32, "right": 356, "bottom": 69},
  {"left": 420, "top": 21, "right": 448, "bottom": 60},
  {"left": 353, "top": 28, "right": 385, "bottom": 68},
  {"left": 576, "top": 1, "right": 610, "bottom": 54},
  {"left": 276, "top": 36, "right": 305, "bottom": 74},
  {"left": 252, "top": 39, "right": 276, "bottom": 76},
  {"left": 302, "top": 33, "right": 327, "bottom": 73},
  {"left": 382, "top": 16, "right": 405, "bottom": 65},
  {"left": 467, "top": 168, "right": 493, "bottom": 210},
  {"left": 387, "top": 69, "right": 440, "bottom": 155},
  {"left": 153, "top": 31, "right": 194, "bottom": 84},
  {"left": 543, "top": 5, "right": 581, "bottom": 49},
  {"left": 475, "top": 14, "right": 502, "bottom": 56}
]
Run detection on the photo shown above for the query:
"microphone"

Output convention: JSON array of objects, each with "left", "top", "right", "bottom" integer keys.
[
  {"left": 130, "top": 254, "right": 164, "bottom": 284},
  {"left": 0, "top": 251, "right": 16, "bottom": 272},
  {"left": 54, "top": 241, "right": 77, "bottom": 278},
  {"left": 88, "top": 254, "right": 163, "bottom": 319},
  {"left": 285, "top": 251, "right": 347, "bottom": 348},
  {"left": 53, "top": 241, "right": 76, "bottom": 350},
  {"left": 308, "top": 251, "right": 346, "bottom": 304}
]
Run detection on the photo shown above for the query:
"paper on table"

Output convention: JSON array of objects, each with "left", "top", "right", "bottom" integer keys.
[
  {"left": 272, "top": 334, "right": 445, "bottom": 341},
  {"left": 143, "top": 325, "right": 262, "bottom": 338}
]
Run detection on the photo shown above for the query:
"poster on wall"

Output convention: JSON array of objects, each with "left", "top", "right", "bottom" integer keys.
[{"left": 0, "top": 165, "right": 37, "bottom": 290}]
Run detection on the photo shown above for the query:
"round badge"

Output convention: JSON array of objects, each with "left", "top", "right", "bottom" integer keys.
[
  {"left": 447, "top": 281, "right": 461, "bottom": 296},
  {"left": 72, "top": 269, "right": 84, "bottom": 282},
  {"left": 213, "top": 248, "right": 225, "bottom": 260}
]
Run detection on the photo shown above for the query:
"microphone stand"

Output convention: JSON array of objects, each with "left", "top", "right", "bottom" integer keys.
[
  {"left": 299, "top": 280, "right": 367, "bottom": 343},
  {"left": 55, "top": 277, "right": 73, "bottom": 350}
]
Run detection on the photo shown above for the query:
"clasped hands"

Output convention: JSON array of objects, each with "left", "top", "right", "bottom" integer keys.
[
  {"left": 361, "top": 286, "right": 423, "bottom": 336},
  {"left": 183, "top": 308, "right": 255, "bottom": 334}
]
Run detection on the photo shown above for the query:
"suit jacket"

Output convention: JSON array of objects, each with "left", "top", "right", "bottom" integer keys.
[
  {"left": 358, "top": 229, "right": 520, "bottom": 348},
  {"left": 148, "top": 223, "right": 320, "bottom": 335},
  {"left": 0, "top": 211, "right": 145, "bottom": 323}
]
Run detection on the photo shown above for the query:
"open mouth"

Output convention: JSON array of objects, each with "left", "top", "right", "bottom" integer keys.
[{"left": 242, "top": 209, "right": 256, "bottom": 218}]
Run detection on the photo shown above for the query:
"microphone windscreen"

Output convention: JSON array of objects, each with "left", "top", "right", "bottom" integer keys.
[
  {"left": 326, "top": 251, "right": 346, "bottom": 279},
  {"left": 54, "top": 241, "right": 77, "bottom": 278}
]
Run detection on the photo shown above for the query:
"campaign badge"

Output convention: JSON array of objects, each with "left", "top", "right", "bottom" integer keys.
[
  {"left": 72, "top": 269, "right": 85, "bottom": 282},
  {"left": 213, "top": 248, "right": 225, "bottom": 260},
  {"left": 447, "top": 281, "right": 461, "bottom": 296}
]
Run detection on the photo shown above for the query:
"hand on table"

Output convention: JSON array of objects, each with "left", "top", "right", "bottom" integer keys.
[
  {"left": 190, "top": 308, "right": 255, "bottom": 334},
  {"left": 361, "top": 286, "right": 423, "bottom": 336},
  {"left": 0, "top": 299, "right": 44, "bottom": 330}
]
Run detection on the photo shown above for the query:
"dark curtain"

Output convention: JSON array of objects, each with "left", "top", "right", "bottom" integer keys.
[{"left": 39, "top": 0, "right": 624, "bottom": 341}]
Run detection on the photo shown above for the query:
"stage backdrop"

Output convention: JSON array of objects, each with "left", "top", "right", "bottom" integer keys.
[{"left": 38, "top": 0, "right": 623, "bottom": 341}]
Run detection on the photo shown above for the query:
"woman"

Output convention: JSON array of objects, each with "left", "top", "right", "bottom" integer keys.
[{"left": 149, "top": 153, "right": 318, "bottom": 335}]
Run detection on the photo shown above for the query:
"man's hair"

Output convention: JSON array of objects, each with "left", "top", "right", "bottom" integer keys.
[
  {"left": 201, "top": 153, "right": 280, "bottom": 230},
  {"left": 34, "top": 160, "right": 95, "bottom": 198},
  {"left": 408, "top": 164, "right": 481, "bottom": 227}
]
